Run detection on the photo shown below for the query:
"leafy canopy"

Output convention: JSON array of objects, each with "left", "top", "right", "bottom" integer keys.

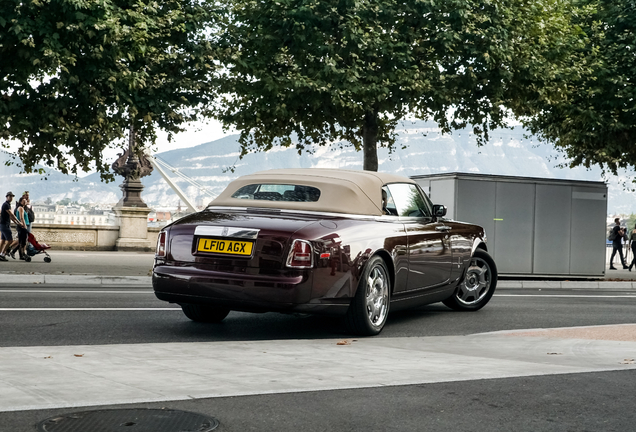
[
  {"left": 0, "top": 0, "right": 218, "bottom": 181},
  {"left": 214, "top": 0, "right": 579, "bottom": 170},
  {"left": 523, "top": 0, "right": 636, "bottom": 176}
]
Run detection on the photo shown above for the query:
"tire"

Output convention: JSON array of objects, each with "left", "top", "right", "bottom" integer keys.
[
  {"left": 25, "top": 256, "right": 31, "bottom": 262},
  {"left": 181, "top": 304, "right": 230, "bottom": 323},
  {"left": 44, "top": 256, "right": 52, "bottom": 263},
  {"left": 346, "top": 255, "right": 391, "bottom": 336},
  {"left": 443, "top": 248, "right": 497, "bottom": 311}
]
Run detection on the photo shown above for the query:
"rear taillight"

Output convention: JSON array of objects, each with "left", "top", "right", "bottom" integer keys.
[
  {"left": 286, "top": 239, "right": 314, "bottom": 268},
  {"left": 156, "top": 231, "right": 167, "bottom": 257}
]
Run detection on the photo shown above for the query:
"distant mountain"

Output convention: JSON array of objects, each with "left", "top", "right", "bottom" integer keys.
[
  {"left": 2, "top": 121, "right": 634, "bottom": 214},
  {"left": 0, "top": 150, "right": 121, "bottom": 204}
]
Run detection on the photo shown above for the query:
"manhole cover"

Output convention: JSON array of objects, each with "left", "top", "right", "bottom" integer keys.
[{"left": 37, "top": 408, "right": 219, "bottom": 432}]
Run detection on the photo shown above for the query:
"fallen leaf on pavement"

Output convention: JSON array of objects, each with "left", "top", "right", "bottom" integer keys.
[
  {"left": 336, "top": 340, "right": 351, "bottom": 345},
  {"left": 74, "top": 354, "right": 84, "bottom": 357},
  {"left": 44, "top": 356, "right": 51, "bottom": 359},
  {"left": 620, "top": 359, "right": 635, "bottom": 364}
]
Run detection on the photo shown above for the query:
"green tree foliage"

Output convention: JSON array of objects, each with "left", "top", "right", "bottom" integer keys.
[
  {"left": 214, "top": 0, "right": 577, "bottom": 171},
  {"left": 626, "top": 213, "right": 636, "bottom": 231},
  {"left": 523, "top": 1, "right": 636, "bottom": 175},
  {"left": 56, "top": 197, "right": 72, "bottom": 206},
  {"left": 0, "top": 0, "right": 217, "bottom": 181}
]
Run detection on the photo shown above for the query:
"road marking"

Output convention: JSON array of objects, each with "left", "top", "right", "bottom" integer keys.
[
  {"left": 0, "top": 308, "right": 181, "bottom": 311},
  {"left": 0, "top": 290, "right": 152, "bottom": 294},
  {"left": 496, "top": 294, "right": 636, "bottom": 298}
]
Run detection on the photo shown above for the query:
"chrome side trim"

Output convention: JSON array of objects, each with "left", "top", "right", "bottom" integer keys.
[
  {"left": 205, "top": 206, "right": 383, "bottom": 221},
  {"left": 203, "top": 206, "right": 449, "bottom": 224},
  {"left": 194, "top": 226, "right": 260, "bottom": 239}
]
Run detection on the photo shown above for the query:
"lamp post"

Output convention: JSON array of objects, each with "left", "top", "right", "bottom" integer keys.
[{"left": 111, "top": 124, "right": 154, "bottom": 251}]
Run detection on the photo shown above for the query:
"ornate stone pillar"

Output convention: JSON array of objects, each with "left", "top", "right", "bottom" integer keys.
[{"left": 111, "top": 124, "right": 154, "bottom": 252}]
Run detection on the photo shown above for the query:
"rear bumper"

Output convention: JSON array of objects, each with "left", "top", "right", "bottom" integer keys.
[{"left": 152, "top": 264, "right": 349, "bottom": 315}]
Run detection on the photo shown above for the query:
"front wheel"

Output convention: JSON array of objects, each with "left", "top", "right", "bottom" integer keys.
[
  {"left": 443, "top": 249, "right": 497, "bottom": 311},
  {"left": 181, "top": 304, "right": 230, "bottom": 323},
  {"left": 346, "top": 256, "right": 391, "bottom": 336}
]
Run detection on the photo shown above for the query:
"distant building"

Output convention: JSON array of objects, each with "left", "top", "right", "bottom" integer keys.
[
  {"left": 156, "top": 211, "right": 172, "bottom": 222},
  {"left": 148, "top": 210, "right": 173, "bottom": 228},
  {"left": 31, "top": 203, "right": 117, "bottom": 226},
  {"left": 31, "top": 204, "right": 57, "bottom": 225}
]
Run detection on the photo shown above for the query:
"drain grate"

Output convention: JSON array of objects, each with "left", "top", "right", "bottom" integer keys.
[{"left": 37, "top": 408, "right": 219, "bottom": 432}]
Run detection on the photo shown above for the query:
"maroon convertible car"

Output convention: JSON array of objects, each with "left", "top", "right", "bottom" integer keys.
[{"left": 153, "top": 168, "right": 497, "bottom": 335}]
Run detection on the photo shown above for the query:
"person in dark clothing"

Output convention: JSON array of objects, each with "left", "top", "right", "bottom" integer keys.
[
  {"left": 9, "top": 195, "right": 30, "bottom": 260},
  {"left": 628, "top": 223, "right": 636, "bottom": 271},
  {"left": 609, "top": 217, "right": 628, "bottom": 270},
  {"left": 0, "top": 192, "right": 25, "bottom": 261},
  {"left": 12, "top": 196, "right": 30, "bottom": 260}
]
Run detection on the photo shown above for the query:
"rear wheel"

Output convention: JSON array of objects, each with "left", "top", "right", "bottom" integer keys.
[
  {"left": 346, "top": 256, "right": 391, "bottom": 336},
  {"left": 181, "top": 304, "right": 230, "bottom": 323},
  {"left": 443, "top": 249, "right": 497, "bottom": 311}
]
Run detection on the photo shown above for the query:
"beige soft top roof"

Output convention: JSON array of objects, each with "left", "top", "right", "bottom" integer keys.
[{"left": 209, "top": 168, "right": 415, "bottom": 216}]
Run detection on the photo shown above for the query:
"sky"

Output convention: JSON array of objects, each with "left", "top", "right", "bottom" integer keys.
[
  {"left": 2, "top": 113, "right": 515, "bottom": 177},
  {"left": 1, "top": 118, "right": 235, "bottom": 177},
  {"left": 99, "top": 119, "right": 235, "bottom": 174},
  {"left": 155, "top": 119, "right": 232, "bottom": 153}
]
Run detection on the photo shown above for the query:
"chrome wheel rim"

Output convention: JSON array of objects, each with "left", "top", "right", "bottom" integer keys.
[
  {"left": 457, "top": 257, "right": 491, "bottom": 305},
  {"left": 366, "top": 265, "right": 389, "bottom": 328}
]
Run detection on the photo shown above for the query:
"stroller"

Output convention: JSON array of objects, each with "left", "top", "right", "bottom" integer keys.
[{"left": 24, "top": 232, "right": 52, "bottom": 263}]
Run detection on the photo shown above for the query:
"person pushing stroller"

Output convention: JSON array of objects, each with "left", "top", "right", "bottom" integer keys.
[{"left": 0, "top": 192, "right": 26, "bottom": 261}]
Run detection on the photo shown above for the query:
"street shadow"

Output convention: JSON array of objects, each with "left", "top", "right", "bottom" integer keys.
[
  {"left": 166, "top": 312, "right": 349, "bottom": 342},
  {"left": 165, "top": 304, "right": 455, "bottom": 342}
]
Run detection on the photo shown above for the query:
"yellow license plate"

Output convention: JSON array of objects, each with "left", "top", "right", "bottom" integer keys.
[{"left": 197, "top": 238, "right": 254, "bottom": 256}]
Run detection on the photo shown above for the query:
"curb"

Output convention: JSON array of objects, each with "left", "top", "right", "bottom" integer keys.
[
  {"left": 498, "top": 280, "right": 636, "bottom": 289},
  {"left": 0, "top": 275, "right": 151, "bottom": 286}
]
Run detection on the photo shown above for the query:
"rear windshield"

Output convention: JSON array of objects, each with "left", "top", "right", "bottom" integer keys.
[{"left": 231, "top": 184, "right": 321, "bottom": 202}]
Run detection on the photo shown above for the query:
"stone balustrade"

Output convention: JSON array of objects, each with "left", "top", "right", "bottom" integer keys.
[{"left": 29, "top": 224, "right": 160, "bottom": 251}]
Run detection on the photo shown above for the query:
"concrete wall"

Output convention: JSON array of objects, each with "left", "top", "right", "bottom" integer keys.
[
  {"left": 30, "top": 224, "right": 161, "bottom": 251},
  {"left": 147, "top": 227, "right": 160, "bottom": 251}
]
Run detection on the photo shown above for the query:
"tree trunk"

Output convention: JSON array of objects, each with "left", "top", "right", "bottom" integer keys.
[{"left": 362, "top": 110, "right": 379, "bottom": 171}]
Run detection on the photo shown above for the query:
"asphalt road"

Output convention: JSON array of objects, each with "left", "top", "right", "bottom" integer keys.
[
  {"left": 1, "top": 287, "right": 636, "bottom": 346},
  {"left": 1, "top": 287, "right": 636, "bottom": 431}
]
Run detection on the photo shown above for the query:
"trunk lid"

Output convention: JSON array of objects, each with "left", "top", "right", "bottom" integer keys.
[{"left": 166, "top": 209, "right": 321, "bottom": 270}]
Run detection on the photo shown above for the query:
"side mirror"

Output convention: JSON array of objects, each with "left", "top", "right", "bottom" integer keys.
[{"left": 433, "top": 204, "right": 447, "bottom": 218}]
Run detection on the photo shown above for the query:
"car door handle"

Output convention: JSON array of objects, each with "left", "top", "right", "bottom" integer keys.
[{"left": 435, "top": 226, "right": 451, "bottom": 232}]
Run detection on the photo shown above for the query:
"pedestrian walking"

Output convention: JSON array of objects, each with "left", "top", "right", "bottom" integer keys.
[
  {"left": 12, "top": 196, "right": 30, "bottom": 260},
  {"left": 22, "top": 191, "right": 34, "bottom": 233},
  {"left": 628, "top": 223, "right": 636, "bottom": 272},
  {"left": 0, "top": 192, "right": 25, "bottom": 261},
  {"left": 8, "top": 191, "right": 35, "bottom": 258},
  {"left": 609, "top": 217, "right": 629, "bottom": 270}
]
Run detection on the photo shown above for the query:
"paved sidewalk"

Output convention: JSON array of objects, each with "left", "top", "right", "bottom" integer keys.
[
  {"left": 2, "top": 324, "right": 635, "bottom": 412},
  {"left": 1, "top": 250, "right": 635, "bottom": 287},
  {"left": 0, "top": 250, "right": 154, "bottom": 286}
]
